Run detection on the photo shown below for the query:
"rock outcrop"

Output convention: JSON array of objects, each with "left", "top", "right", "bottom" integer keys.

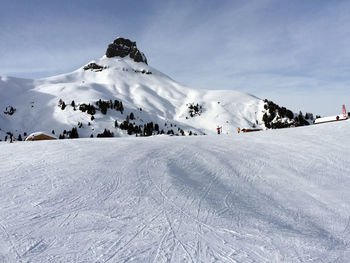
[
  {"left": 83, "top": 63, "right": 106, "bottom": 71},
  {"left": 106, "top": 38, "right": 148, "bottom": 64}
]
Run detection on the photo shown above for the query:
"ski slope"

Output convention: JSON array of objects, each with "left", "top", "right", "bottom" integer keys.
[{"left": 1, "top": 120, "right": 350, "bottom": 262}]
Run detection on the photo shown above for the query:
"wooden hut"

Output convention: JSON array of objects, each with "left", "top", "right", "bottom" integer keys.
[{"left": 25, "top": 132, "right": 57, "bottom": 141}]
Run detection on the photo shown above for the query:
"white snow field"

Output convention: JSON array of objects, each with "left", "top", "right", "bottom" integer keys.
[{"left": 1, "top": 120, "right": 350, "bottom": 262}]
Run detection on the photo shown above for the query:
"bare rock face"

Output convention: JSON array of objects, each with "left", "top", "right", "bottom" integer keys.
[
  {"left": 105, "top": 38, "right": 148, "bottom": 64},
  {"left": 83, "top": 63, "right": 106, "bottom": 71}
]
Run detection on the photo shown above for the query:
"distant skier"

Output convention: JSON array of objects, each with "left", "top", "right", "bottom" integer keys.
[
  {"left": 237, "top": 128, "right": 240, "bottom": 133},
  {"left": 336, "top": 115, "right": 340, "bottom": 121},
  {"left": 217, "top": 126, "right": 221, "bottom": 134}
]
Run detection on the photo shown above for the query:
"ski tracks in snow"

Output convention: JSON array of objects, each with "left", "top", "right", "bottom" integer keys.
[
  {"left": 135, "top": 150, "right": 245, "bottom": 262},
  {"left": 96, "top": 211, "right": 163, "bottom": 263},
  {"left": 0, "top": 221, "right": 22, "bottom": 263},
  {"left": 2, "top": 125, "right": 350, "bottom": 262}
]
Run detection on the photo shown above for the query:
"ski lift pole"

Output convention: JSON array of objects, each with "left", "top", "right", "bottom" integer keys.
[{"left": 343, "top": 104, "right": 347, "bottom": 118}]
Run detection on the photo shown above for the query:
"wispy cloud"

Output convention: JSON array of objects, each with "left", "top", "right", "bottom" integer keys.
[
  {"left": 0, "top": 0, "right": 349, "bottom": 115},
  {"left": 138, "top": 0, "right": 350, "bottom": 115}
]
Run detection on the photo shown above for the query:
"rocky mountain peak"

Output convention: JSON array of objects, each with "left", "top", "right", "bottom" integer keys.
[{"left": 105, "top": 37, "right": 148, "bottom": 64}]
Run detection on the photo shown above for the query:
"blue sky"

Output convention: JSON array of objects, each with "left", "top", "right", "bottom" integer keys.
[{"left": 1, "top": 0, "right": 350, "bottom": 116}]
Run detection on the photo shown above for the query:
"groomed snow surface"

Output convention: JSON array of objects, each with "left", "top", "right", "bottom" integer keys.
[{"left": 1, "top": 121, "right": 350, "bottom": 262}]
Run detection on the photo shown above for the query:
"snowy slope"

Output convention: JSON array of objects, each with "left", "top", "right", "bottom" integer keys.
[
  {"left": 1, "top": 120, "right": 350, "bottom": 262},
  {"left": 0, "top": 54, "right": 264, "bottom": 140}
]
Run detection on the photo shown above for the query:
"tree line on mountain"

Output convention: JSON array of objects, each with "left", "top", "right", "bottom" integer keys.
[
  {"left": 116, "top": 113, "right": 162, "bottom": 136},
  {"left": 58, "top": 99, "right": 125, "bottom": 115},
  {"left": 262, "top": 99, "right": 317, "bottom": 129},
  {"left": 58, "top": 127, "right": 79, "bottom": 139},
  {"left": 187, "top": 103, "right": 202, "bottom": 118},
  {"left": 63, "top": 98, "right": 181, "bottom": 136},
  {"left": 42, "top": 98, "right": 195, "bottom": 140},
  {"left": 0, "top": 130, "right": 27, "bottom": 142},
  {"left": 95, "top": 99, "right": 124, "bottom": 115}
]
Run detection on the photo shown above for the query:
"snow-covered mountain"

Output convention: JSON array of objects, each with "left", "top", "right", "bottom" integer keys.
[
  {"left": 0, "top": 38, "right": 313, "bottom": 141},
  {"left": 1, "top": 120, "right": 350, "bottom": 262},
  {"left": 1, "top": 37, "right": 347, "bottom": 262}
]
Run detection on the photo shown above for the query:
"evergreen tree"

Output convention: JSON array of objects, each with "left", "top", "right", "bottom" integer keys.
[
  {"left": 120, "top": 102, "right": 124, "bottom": 114},
  {"left": 286, "top": 110, "right": 294, "bottom": 119},
  {"left": 262, "top": 113, "right": 268, "bottom": 124},
  {"left": 127, "top": 123, "right": 134, "bottom": 135},
  {"left": 114, "top": 100, "right": 119, "bottom": 110},
  {"left": 97, "top": 129, "right": 114, "bottom": 137},
  {"left": 69, "top": 128, "right": 79, "bottom": 139},
  {"left": 101, "top": 105, "right": 107, "bottom": 115},
  {"left": 61, "top": 101, "right": 66, "bottom": 110},
  {"left": 87, "top": 104, "right": 96, "bottom": 115},
  {"left": 154, "top": 123, "right": 159, "bottom": 132}
]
